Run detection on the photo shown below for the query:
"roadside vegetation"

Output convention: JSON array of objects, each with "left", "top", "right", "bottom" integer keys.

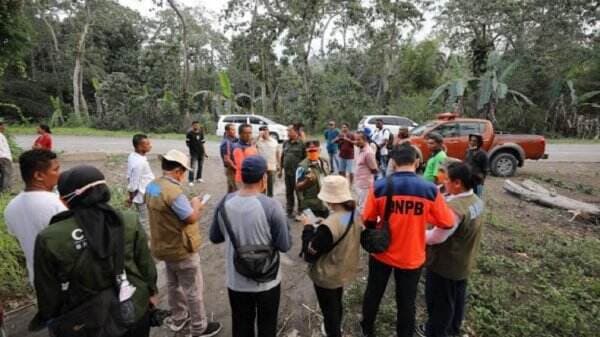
[{"left": 345, "top": 203, "right": 600, "bottom": 337}]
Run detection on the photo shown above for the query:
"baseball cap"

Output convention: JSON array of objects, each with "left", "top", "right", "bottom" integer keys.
[
  {"left": 242, "top": 155, "right": 267, "bottom": 183},
  {"left": 159, "top": 149, "right": 192, "bottom": 171},
  {"left": 305, "top": 140, "right": 320, "bottom": 152}
]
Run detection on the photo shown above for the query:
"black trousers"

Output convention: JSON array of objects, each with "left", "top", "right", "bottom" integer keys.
[
  {"left": 425, "top": 270, "right": 467, "bottom": 337},
  {"left": 284, "top": 173, "right": 296, "bottom": 214},
  {"left": 266, "top": 170, "right": 275, "bottom": 197},
  {"left": 189, "top": 154, "right": 204, "bottom": 181},
  {"left": 228, "top": 285, "right": 280, "bottom": 337},
  {"left": 361, "top": 257, "right": 422, "bottom": 337},
  {"left": 314, "top": 284, "right": 343, "bottom": 337}
]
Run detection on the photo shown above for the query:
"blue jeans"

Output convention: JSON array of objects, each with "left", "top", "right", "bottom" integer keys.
[
  {"left": 328, "top": 151, "right": 339, "bottom": 173},
  {"left": 474, "top": 184, "right": 484, "bottom": 199},
  {"left": 338, "top": 157, "right": 354, "bottom": 174}
]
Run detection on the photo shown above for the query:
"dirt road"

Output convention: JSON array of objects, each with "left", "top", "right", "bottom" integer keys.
[{"left": 14, "top": 135, "right": 600, "bottom": 162}]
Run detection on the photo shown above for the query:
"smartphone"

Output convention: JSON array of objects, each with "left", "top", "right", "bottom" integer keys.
[
  {"left": 201, "top": 194, "right": 211, "bottom": 205},
  {"left": 302, "top": 208, "right": 318, "bottom": 224}
]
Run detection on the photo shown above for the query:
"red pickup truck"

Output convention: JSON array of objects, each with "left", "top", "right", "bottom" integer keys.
[{"left": 409, "top": 113, "right": 548, "bottom": 177}]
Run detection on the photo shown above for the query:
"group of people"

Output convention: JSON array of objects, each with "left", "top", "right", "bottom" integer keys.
[
  {"left": 1, "top": 116, "right": 489, "bottom": 337},
  {"left": 0, "top": 120, "right": 54, "bottom": 193},
  {"left": 210, "top": 119, "right": 487, "bottom": 337}
]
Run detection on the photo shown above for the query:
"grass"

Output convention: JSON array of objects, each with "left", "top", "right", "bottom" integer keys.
[
  {"left": 343, "top": 207, "right": 600, "bottom": 337},
  {"left": 7, "top": 125, "right": 220, "bottom": 141},
  {"left": 0, "top": 186, "right": 131, "bottom": 306},
  {"left": 0, "top": 193, "right": 30, "bottom": 300}
]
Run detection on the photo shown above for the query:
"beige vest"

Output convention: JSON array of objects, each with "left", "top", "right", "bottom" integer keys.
[
  {"left": 309, "top": 211, "right": 361, "bottom": 289},
  {"left": 146, "top": 177, "right": 201, "bottom": 262}
]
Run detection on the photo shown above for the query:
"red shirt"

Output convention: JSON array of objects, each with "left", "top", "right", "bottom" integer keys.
[
  {"left": 34, "top": 133, "right": 53, "bottom": 150},
  {"left": 362, "top": 172, "right": 455, "bottom": 269},
  {"left": 336, "top": 133, "right": 355, "bottom": 159}
]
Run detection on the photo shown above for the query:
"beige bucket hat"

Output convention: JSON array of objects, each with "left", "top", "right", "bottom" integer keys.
[
  {"left": 318, "top": 175, "right": 354, "bottom": 204},
  {"left": 159, "top": 149, "right": 192, "bottom": 171}
]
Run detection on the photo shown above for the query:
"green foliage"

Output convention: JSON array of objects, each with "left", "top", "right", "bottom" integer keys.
[
  {"left": 218, "top": 71, "right": 233, "bottom": 99},
  {"left": 0, "top": 193, "right": 30, "bottom": 298},
  {"left": 0, "top": 0, "right": 31, "bottom": 79},
  {"left": 469, "top": 215, "right": 600, "bottom": 337}
]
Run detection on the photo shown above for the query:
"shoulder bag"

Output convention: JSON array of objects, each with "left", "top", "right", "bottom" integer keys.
[
  {"left": 218, "top": 200, "right": 280, "bottom": 283},
  {"left": 360, "top": 176, "right": 393, "bottom": 253}
]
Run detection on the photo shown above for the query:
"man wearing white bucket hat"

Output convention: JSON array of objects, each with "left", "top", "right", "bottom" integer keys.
[
  {"left": 146, "top": 149, "right": 222, "bottom": 337},
  {"left": 300, "top": 175, "right": 361, "bottom": 337}
]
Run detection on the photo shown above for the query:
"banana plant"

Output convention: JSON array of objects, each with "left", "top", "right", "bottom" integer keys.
[
  {"left": 428, "top": 56, "right": 476, "bottom": 114},
  {"left": 477, "top": 52, "right": 535, "bottom": 124}
]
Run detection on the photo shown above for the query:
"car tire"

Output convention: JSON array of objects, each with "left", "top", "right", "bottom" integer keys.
[
  {"left": 490, "top": 152, "right": 518, "bottom": 177},
  {"left": 270, "top": 132, "right": 280, "bottom": 143}
]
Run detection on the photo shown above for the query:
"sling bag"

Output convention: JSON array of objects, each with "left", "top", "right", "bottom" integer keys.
[
  {"left": 301, "top": 210, "right": 355, "bottom": 263},
  {"left": 360, "top": 175, "right": 393, "bottom": 253},
  {"left": 218, "top": 200, "right": 280, "bottom": 283}
]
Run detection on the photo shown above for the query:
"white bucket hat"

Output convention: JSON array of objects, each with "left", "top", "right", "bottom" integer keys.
[
  {"left": 318, "top": 175, "right": 354, "bottom": 204},
  {"left": 159, "top": 149, "right": 192, "bottom": 171}
]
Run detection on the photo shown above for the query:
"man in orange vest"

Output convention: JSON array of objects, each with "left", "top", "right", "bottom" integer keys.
[{"left": 232, "top": 124, "right": 258, "bottom": 188}]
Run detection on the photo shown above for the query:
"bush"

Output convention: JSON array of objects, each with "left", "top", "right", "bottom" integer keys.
[{"left": 0, "top": 193, "right": 29, "bottom": 298}]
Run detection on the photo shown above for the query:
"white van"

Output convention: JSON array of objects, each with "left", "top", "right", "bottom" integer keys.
[
  {"left": 358, "top": 115, "right": 418, "bottom": 135},
  {"left": 216, "top": 114, "right": 288, "bottom": 142}
]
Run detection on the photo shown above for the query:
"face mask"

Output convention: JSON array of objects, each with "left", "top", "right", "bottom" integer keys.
[
  {"left": 61, "top": 180, "right": 107, "bottom": 205},
  {"left": 307, "top": 151, "right": 320, "bottom": 161}
]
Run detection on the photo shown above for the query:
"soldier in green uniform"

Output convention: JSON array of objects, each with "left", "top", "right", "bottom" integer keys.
[
  {"left": 279, "top": 125, "right": 306, "bottom": 217},
  {"left": 295, "top": 140, "right": 330, "bottom": 218},
  {"left": 31, "top": 165, "right": 158, "bottom": 337}
]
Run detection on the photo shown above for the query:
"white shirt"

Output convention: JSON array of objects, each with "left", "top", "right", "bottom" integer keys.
[
  {"left": 372, "top": 128, "right": 391, "bottom": 156},
  {"left": 127, "top": 152, "right": 155, "bottom": 204},
  {"left": 0, "top": 132, "right": 12, "bottom": 161},
  {"left": 256, "top": 137, "right": 280, "bottom": 171},
  {"left": 4, "top": 191, "right": 67, "bottom": 285}
]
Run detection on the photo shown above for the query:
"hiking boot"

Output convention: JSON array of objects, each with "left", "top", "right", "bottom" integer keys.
[
  {"left": 415, "top": 323, "right": 427, "bottom": 337},
  {"left": 187, "top": 322, "right": 222, "bottom": 337},
  {"left": 164, "top": 312, "right": 190, "bottom": 332}
]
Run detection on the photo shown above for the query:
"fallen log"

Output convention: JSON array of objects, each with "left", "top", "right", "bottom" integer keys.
[{"left": 503, "top": 179, "right": 600, "bottom": 217}]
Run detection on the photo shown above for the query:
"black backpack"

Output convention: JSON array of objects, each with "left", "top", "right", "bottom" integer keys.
[
  {"left": 44, "top": 222, "right": 136, "bottom": 337},
  {"left": 218, "top": 200, "right": 280, "bottom": 283}
]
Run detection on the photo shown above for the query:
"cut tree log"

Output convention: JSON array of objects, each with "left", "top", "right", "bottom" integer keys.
[{"left": 503, "top": 179, "right": 600, "bottom": 218}]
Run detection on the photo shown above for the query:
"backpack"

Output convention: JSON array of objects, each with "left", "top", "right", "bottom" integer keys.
[{"left": 46, "top": 222, "right": 136, "bottom": 337}]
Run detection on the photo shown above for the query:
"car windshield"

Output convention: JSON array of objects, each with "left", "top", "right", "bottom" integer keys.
[
  {"left": 261, "top": 116, "right": 277, "bottom": 125},
  {"left": 410, "top": 121, "right": 437, "bottom": 136}
]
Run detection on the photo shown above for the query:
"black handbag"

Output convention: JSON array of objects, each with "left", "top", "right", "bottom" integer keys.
[
  {"left": 360, "top": 175, "right": 393, "bottom": 253},
  {"left": 218, "top": 202, "right": 280, "bottom": 283},
  {"left": 301, "top": 210, "right": 355, "bottom": 263},
  {"left": 46, "top": 223, "right": 135, "bottom": 337}
]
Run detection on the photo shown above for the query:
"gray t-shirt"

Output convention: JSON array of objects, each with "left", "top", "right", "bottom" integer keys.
[{"left": 210, "top": 193, "right": 291, "bottom": 292}]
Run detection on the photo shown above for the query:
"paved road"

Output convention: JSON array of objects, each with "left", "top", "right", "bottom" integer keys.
[{"left": 15, "top": 135, "right": 600, "bottom": 162}]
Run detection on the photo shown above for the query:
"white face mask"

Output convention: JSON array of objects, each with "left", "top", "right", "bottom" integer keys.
[{"left": 61, "top": 180, "right": 107, "bottom": 204}]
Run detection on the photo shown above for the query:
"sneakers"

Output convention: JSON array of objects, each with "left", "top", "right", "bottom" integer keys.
[
  {"left": 197, "top": 178, "right": 204, "bottom": 183},
  {"left": 187, "top": 322, "right": 222, "bottom": 337},
  {"left": 415, "top": 323, "right": 426, "bottom": 337},
  {"left": 188, "top": 182, "right": 195, "bottom": 187},
  {"left": 164, "top": 312, "right": 190, "bottom": 332}
]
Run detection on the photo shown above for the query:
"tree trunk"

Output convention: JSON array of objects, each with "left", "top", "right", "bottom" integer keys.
[
  {"left": 41, "top": 13, "right": 63, "bottom": 99},
  {"left": 504, "top": 179, "right": 600, "bottom": 218},
  {"left": 167, "top": 0, "right": 190, "bottom": 121},
  {"left": 72, "top": 9, "right": 91, "bottom": 122}
]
